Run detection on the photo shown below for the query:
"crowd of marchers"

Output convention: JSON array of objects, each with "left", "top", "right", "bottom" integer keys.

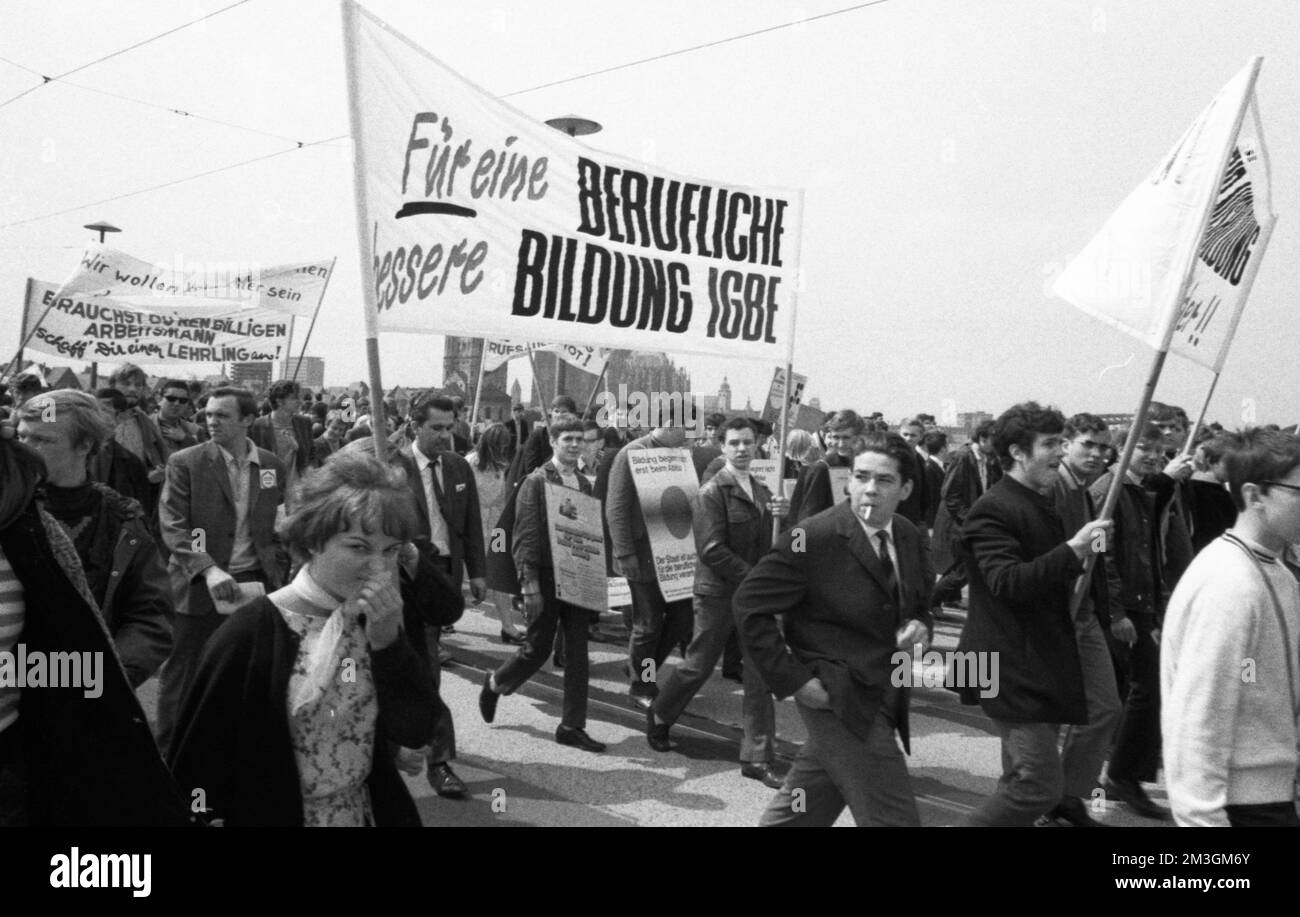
[{"left": 0, "top": 364, "right": 1295, "bottom": 828}]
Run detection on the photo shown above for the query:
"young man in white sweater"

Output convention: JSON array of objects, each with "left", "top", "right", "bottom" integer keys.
[{"left": 1161, "top": 428, "right": 1300, "bottom": 827}]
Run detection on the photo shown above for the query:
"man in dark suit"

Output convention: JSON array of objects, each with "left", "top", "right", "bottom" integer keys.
[
  {"left": 956, "top": 402, "right": 1111, "bottom": 826},
  {"left": 931, "top": 420, "right": 1001, "bottom": 612},
  {"left": 896, "top": 417, "right": 934, "bottom": 529},
  {"left": 735, "top": 433, "right": 934, "bottom": 826},
  {"left": 920, "top": 430, "right": 948, "bottom": 530},
  {"left": 398, "top": 394, "right": 486, "bottom": 798},
  {"left": 156, "top": 387, "right": 286, "bottom": 751},
  {"left": 783, "top": 408, "right": 864, "bottom": 528},
  {"left": 249, "top": 379, "right": 317, "bottom": 502},
  {"left": 505, "top": 403, "right": 532, "bottom": 452},
  {"left": 648, "top": 418, "right": 787, "bottom": 785},
  {"left": 605, "top": 401, "right": 695, "bottom": 707}
]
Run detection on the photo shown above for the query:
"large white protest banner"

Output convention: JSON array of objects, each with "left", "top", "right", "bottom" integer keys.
[
  {"left": 482, "top": 340, "right": 610, "bottom": 375},
  {"left": 59, "top": 245, "right": 335, "bottom": 318},
  {"left": 23, "top": 279, "right": 291, "bottom": 364},
  {"left": 1053, "top": 59, "right": 1275, "bottom": 369},
  {"left": 543, "top": 484, "right": 608, "bottom": 613},
  {"left": 342, "top": 0, "right": 802, "bottom": 362},
  {"left": 628, "top": 447, "right": 699, "bottom": 602}
]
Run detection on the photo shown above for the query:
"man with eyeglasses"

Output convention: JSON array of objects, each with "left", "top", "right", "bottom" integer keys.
[
  {"left": 1088, "top": 422, "right": 1190, "bottom": 820},
  {"left": 784, "top": 408, "right": 865, "bottom": 528},
  {"left": 152, "top": 379, "right": 199, "bottom": 459},
  {"left": 1162, "top": 428, "right": 1300, "bottom": 826},
  {"left": 1041, "top": 413, "right": 1120, "bottom": 826}
]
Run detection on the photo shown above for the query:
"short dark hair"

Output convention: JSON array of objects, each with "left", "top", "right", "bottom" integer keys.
[
  {"left": 159, "top": 378, "right": 189, "bottom": 395},
  {"left": 550, "top": 395, "right": 577, "bottom": 415},
  {"left": 548, "top": 418, "right": 585, "bottom": 440},
  {"left": 1220, "top": 428, "right": 1300, "bottom": 512},
  {"left": 992, "top": 402, "right": 1065, "bottom": 470},
  {"left": 705, "top": 413, "right": 727, "bottom": 429},
  {"left": 973, "top": 419, "right": 996, "bottom": 442},
  {"left": 921, "top": 430, "right": 948, "bottom": 455},
  {"left": 411, "top": 395, "right": 456, "bottom": 425},
  {"left": 267, "top": 379, "right": 300, "bottom": 409},
  {"left": 853, "top": 432, "right": 917, "bottom": 485},
  {"left": 1064, "top": 413, "right": 1108, "bottom": 439},
  {"left": 95, "top": 387, "right": 127, "bottom": 412},
  {"left": 109, "top": 363, "right": 147, "bottom": 387},
  {"left": 828, "top": 409, "right": 865, "bottom": 435},
  {"left": 512, "top": 403, "right": 525, "bottom": 413},
  {"left": 722, "top": 417, "right": 757, "bottom": 437},
  {"left": 208, "top": 386, "right": 258, "bottom": 419},
  {"left": 582, "top": 419, "right": 601, "bottom": 434},
  {"left": 1114, "top": 423, "right": 1164, "bottom": 453},
  {"left": 1148, "top": 402, "right": 1189, "bottom": 426}
]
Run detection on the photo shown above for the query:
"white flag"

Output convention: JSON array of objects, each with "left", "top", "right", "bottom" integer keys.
[
  {"left": 341, "top": 0, "right": 801, "bottom": 362},
  {"left": 1053, "top": 59, "right": 1273, "bottom": 369}
]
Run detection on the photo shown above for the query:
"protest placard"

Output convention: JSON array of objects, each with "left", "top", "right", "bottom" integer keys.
[
  {"left": 627, "top": 447, "right": 699, "bottom": 602},
  {"left": 544, "top": 483, "right": 608, "bottom": 613}
]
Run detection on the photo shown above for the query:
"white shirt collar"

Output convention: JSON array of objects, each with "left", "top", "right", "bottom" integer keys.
[
  {"left": 216, "top": 439, "right": 259, "bottom": 466},
  {"left": 413, "top": 444, "right": 441, "bottom": 470},
  {"left": 856, "top": 514, "right": 896, "bottom": 545}
]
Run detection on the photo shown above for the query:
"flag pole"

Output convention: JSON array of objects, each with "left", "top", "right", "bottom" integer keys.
[
  {"left": 771, "top": 190, "right": 805, "bottom": 540},
  {"left": 3, "top": 279, "right": 64, "bottom": 384},
  {"left": 1069, "top": 58, "right": 1263, "bottom": 616},
  {"left": 469, "top": 338, "right": 488, "bottom": 437},
  {"left": 289, "top": 256, "right": 337, "bottom": 384},
  {"left": 525, "top": 345, "right": 547, "bottom": 413},
  {"left": 341, "top": 0, "right": 387, "bottom": 461},
  {"left": 582, "top": 352, "right": 612, "bottom": 417}
]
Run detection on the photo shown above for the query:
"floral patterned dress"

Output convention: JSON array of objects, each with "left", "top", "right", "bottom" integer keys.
[{"left": 276, "top": 604, "right": 378, "bottom": 827}]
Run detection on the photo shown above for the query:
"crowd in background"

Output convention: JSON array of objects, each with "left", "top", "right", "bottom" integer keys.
[{"left": 0, "top": 362, "right": 1296, "bottom": 828}]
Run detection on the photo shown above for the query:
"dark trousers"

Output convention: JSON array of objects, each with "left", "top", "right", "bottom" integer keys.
[
  {"left": 932, "top": 561, "right": 966, "bottom": 607},
  {"left": 1108, "top": 612, "right": 1161, "bottom": 783},
  {"left": 426, "top": 627, "right": 457, "bottom": 764},
  {"left": 627, "top": 579, "right": 692, "bottom": 698},
  {"left": 0, "top": 724, "right": 27, "bottom": 826},
  {"left": 1226, "top": 802, "right": 1300, "bottom": 827},
  {"left": 426, "top": 555, "right": 457, "bottom": 764},
  {"left": 653, "top": 593, "right": 775, "bottom": 763},
  {"left": 494, "top": 579, "right": 589, "bottom": 730},
  {"left": 156, "top": 569, "right": 266, "bottom": 752},
  {"left": 760, "top": 704, "right": 919, "bottom": 827}
]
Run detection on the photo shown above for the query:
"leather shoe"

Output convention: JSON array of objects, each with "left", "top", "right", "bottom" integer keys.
[
  {"left": 628, "top": 692, "right": 654, "bottom": 711},
  {"left": 437, "top": 647, "right": 454, "bottom": 666},
  {"left": 1048, "top": 795, "right": 1105, "bottom": 827},
  {"left": 552, "top": 649, "right": 566, "bottom": 669},
  {"left": 1103, "top": 777, "right": 1169, "bottom": 820},
  {"left": 479, "top": 672, "right": 499, "bottom": 724},
  {"left": 741, "top": 762, "right": 784, "bottom": 789},
  {"left": 721, "top": 665, "right": 743, "bottom": 683},
  {"left": 646, "top": 705, "right": 673, "bottom": 752},
  {"left": 499, "top": 629, "right": 527, "bottom": 646},
  {"left": 556, "top": 726, "right": 606, "bottom": 753},
  {"left": 428, "top": 762, "right": 467, "bottom": 798}
]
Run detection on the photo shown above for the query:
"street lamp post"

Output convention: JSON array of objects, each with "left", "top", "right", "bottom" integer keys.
[{"left": 83, "top": 221, "right": 121, "bottom": 390}]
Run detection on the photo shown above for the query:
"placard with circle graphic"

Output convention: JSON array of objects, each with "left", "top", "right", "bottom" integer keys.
[{"left": 628, "top": 447, "right": 700, "bottom": 602}]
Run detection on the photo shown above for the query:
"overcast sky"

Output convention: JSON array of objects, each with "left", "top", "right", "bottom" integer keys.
[{"left": 2, "top": 0, "right": 1296, "bottom": 425}]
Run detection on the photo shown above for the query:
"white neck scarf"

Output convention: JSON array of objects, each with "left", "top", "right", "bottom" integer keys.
[{"left": 286, "top": 564, "right": 350, "bottom": 715}]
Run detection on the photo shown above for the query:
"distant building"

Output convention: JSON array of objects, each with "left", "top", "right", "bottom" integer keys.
[
  {"left": 229, "top": 361, "right": 273, "bottom": 393},
  {"left": 281, "top": 356, "right": 325, "bottom": 390}
]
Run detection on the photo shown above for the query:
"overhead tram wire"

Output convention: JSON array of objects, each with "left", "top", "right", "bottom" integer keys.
[
  {"left": 0, "top": 0, "right": 253, "bottom": 110},
  {"left": 0, "top": 135, "right": 346, "bottom": 231},
  {"left": 2, "top": 0, "right": 892, "bottom": 229},
  {"left": 500, "top": 0, "right": 893, "bottom": 98}
]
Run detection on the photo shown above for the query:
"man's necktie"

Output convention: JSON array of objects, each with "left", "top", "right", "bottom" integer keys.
[{"left": 876, "top": 530, "right": 899, "bottom": 603}]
